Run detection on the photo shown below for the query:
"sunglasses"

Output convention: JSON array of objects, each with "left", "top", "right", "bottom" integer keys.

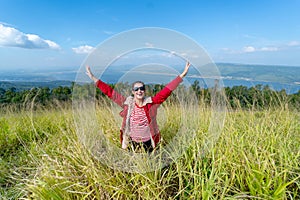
[{"left": 133, "top": 86, "right": 145, "bottom": 91}]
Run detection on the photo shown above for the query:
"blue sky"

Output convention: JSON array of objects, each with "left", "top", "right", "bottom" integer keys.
[{"left": 1, "top": 0, "right": 300, "bottom": 70}]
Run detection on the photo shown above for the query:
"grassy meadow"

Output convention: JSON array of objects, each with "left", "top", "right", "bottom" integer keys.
[{"left": 0, "top": 101, "right": 299, "bottom": 199}]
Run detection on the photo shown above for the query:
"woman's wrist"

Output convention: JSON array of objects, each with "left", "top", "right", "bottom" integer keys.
[
  {"left": 92, "top": 75, "right": 98, "bottom": 83},
  {"left": 179, "top": 72, "right": 186, "bottom": 78},
  {"left": 88, "top": 73, "right": 97, "bottom": 83}
]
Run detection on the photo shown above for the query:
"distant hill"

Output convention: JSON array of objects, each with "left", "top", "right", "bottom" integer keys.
[
  {"left": 0, "top": 80, "right": 73, "bottom": 91},
  {"left": 216, "top": 63, "right": 300, "bottom": 84},
  {"left": 0, "top": 63, "right": 299, "bottom": 92}
]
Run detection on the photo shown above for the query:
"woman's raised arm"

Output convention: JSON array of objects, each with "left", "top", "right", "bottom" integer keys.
[
  {"left": 152, "top": 62, "right": 190, "bottom": 104},
  {"left": 85, "top": 65, "right": 126, "bottom": 107}
]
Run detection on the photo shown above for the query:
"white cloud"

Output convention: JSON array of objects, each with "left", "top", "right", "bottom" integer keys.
[
  {"left": 242, "top": 46, "right": 279, "bottom": 53},
  {"left": 103, "top": 30, "right": 114, "bottom": 35},
  {"left": 243, "top": 34, "right": 258, "bottom": 39},
  {"left": 0, "top": 24, "right": 60, "bottom": 50},
  {"left": 243, "top": 46, "right": 256, "bottom": 53},
  {"left": 260, "top": 47, "right": 278, "bottom": 52},
  {"left": 287, "top": 41, "right": 300, "bottom": 47},
  {"left": 160, "top": 51, "right": 176, "bottom": 58},
  {"left": 145, "top": 42, "right": 154, "bottom": 47},
  {"left": 72, "top": 45, "right": 95, "bottom": 54},
  {"left": 220, "top": 47, "right": 238, "bottom": 54},
  {"left": 223, "top": 41, "right": 296, "bottom": 56}
]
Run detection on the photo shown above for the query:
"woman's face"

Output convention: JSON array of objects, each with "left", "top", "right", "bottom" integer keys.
[{"left": 132, "top": 83, "right": 145, "bottom": 100}]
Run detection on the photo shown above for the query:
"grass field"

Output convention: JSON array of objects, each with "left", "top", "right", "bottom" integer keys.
[{"left": 0, "top": 102, "right": 299, "bottom": 199}]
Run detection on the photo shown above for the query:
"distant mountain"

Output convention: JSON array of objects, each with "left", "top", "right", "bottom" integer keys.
[
  {"left": 0, "top": 63, "right": 299, "bottom": 92},
  {"left": 216, "top": 63, "right": 300, "bottom": 84},
  {"left": 0, "top": 80, "right": 73, "bottom": 91}
]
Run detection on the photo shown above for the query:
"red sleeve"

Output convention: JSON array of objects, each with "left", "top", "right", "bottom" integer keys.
[
  {"left": 95, "top": 80, "right": 126, "bottom": 107},
  {"left": 151, "top": 76, "right": 183, "bottom": 104}
]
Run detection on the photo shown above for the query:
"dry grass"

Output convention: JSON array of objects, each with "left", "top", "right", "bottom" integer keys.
[{"left": 0, "top": 102, "right": 299, "bottom": 199}]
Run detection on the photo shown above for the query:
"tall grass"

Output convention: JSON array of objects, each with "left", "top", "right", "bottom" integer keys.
[{"left": 0, "top": 102, "right": 299, "bottom": 199}]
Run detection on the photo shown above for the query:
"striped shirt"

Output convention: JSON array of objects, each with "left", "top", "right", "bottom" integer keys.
[{"left": 129, "top": 103, "right": 151, "bottom": 142}]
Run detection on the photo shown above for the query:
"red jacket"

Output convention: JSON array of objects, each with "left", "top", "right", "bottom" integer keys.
[{"left": 95, "top": 76, "right": 183, "bottom": 148}]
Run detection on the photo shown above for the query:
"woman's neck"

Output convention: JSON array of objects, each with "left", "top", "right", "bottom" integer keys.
[{"left": 134, "top": 98, "right": 143, "bottom": 106}]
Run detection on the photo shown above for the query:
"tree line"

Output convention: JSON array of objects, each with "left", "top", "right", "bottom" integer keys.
[{"left": 0, "top": 81, "right": 299, "bottom": 110}]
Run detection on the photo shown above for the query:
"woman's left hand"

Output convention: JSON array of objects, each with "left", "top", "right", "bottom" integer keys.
[{"left": 180, "top": 62, "right": 191, "bottom": 78}]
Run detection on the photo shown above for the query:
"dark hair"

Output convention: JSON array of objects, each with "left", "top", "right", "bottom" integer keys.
[{"left": 131, "top": 81, "right": 145, "bottom": 90}]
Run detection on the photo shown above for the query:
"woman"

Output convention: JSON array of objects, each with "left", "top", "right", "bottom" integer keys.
[{"left": 86, "top": 62, "right": 190, "bottom": 152}]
